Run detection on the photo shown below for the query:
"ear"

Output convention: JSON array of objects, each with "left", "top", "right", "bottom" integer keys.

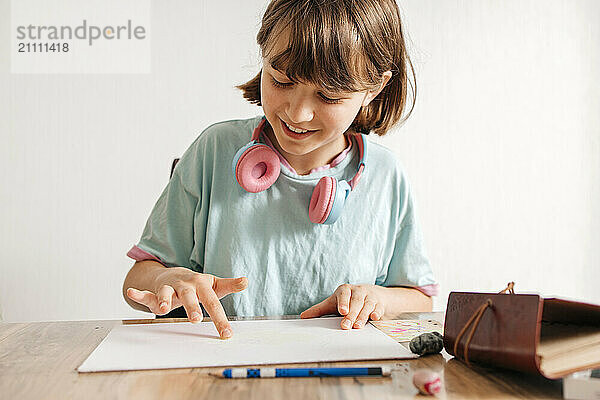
[{"left": 361, "top": 71, "right": 393, "bottom": 107}]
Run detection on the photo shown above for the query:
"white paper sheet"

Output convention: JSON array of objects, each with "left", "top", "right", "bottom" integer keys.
[{"left": 78, "top": 317, "right": 416, "bottom": 372}]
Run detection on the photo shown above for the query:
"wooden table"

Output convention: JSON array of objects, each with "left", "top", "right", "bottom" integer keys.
[{"left": 0, "top": 312, "right": 562, "bottom": 399}]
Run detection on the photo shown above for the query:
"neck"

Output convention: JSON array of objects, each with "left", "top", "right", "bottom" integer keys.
[{"left": 263, "top": 124, "right": 349, "bottom": 175}]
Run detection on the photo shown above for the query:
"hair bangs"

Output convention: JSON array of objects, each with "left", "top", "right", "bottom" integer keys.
[{"left": 259, "top": 1, "right": 379, "bottom": 93}]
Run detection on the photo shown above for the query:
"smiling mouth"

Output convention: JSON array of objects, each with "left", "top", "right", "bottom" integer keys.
[
  {"left": 282, "top": 119, "right": 316, "bottom": 134},
  {"left": 280, "top": 119, "right": 318, "bottom": 140}
]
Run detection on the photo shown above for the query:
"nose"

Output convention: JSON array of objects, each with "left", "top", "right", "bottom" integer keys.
[{"left": 286, "top": 93, "right": 314, "bottom": 124}]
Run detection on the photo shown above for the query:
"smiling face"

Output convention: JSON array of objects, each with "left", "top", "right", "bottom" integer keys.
[
  {"left": 260, "top": 60, "right": 390, "bottom": 174},
  {"left": 260, "top": 61, "right": 366, "bottom": 163}
]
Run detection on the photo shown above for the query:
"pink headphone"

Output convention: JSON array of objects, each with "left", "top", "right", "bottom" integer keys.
[{"left": 232, "top": 117, "right": 367, "bottom": 224}]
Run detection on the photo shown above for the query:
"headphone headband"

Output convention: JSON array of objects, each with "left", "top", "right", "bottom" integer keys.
[
  {"left": 254, "top": 117, "right": 367, "bottom": 189},
  {"left": 251, "top": 117, "right": 266, "bottom": 142},
  {"left": 349, "top": 134, "right": 367, "bottom": 190}
]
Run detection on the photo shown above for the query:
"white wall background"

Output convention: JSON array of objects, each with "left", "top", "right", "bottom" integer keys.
[{"left": 1, "top": 0, "right": 598, "bottom": 322}]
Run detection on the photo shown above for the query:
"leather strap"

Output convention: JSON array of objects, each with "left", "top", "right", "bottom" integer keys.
[
  {"left": 453, "top": 298, "right": 493, "bottom": 366},
  {"left": 498, "top": 281, "right": 515, "bottom": 295},
  {"left": 453, "top": 282, "right": 516, "bottom": 366}
]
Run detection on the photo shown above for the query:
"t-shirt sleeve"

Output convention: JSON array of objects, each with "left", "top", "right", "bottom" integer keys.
[
  {"left": 376, "top": 176, "right": 438, "bottom": 296},
  {"left": 127, "top": 164, "right": 201, "bottom": 271}
]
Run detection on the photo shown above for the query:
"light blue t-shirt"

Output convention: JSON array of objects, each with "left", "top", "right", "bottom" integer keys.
[{"left": 131, "top": 116, "right": 436, "bottom": 316}]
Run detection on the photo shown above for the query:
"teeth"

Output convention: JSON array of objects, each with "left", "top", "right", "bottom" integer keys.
[{"left": 285, "top": 121, "right": 309, "bottom": 134}]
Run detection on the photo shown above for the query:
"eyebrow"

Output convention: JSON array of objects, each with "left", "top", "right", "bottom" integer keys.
[
  {"left": 268, "top": 64, "right": 295, "bottom": 82},
  {"left": 269, "top": 63, "right": 286, "bottom": 75}
]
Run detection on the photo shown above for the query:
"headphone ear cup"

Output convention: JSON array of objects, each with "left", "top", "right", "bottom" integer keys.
[
  {"left": 309, "top": 176, "right": 337, "bottom": 224},
  {"left": 309, "top": 177, "right": 351, "bottom": 224},
  {"left": 233, "top": 144, "right": 280, "bottom": 193}
]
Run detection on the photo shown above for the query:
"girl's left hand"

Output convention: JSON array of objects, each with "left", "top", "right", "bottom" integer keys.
[{"left": 300, "top": 284, "right": 385, "bottom": 330}]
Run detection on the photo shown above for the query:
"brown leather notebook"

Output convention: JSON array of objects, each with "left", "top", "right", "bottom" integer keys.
[{"left": 443, "top": 288, "right": 600, "bottom": 379}]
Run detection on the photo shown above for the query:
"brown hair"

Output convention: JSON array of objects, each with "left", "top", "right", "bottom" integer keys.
[{"left": 237, "top": 0, "right": 416, "bottom": 136}]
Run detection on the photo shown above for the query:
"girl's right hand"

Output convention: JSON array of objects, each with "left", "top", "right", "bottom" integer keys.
[{"left": 126, "top": 267, "right": 248, "bottom": 339}]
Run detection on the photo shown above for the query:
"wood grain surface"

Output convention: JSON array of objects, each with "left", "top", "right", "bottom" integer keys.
[{"left": 0, "top": 312, "right": 562, "bottom": 399}]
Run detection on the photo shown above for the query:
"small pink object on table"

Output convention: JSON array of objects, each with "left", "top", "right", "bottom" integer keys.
[{"left": 412, "top": 369, "right": 442, "bottom": 395}]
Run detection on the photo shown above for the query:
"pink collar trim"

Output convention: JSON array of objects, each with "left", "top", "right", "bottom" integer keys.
[{"left": 261, "top": 133, "right": 353, "bottom": 175}]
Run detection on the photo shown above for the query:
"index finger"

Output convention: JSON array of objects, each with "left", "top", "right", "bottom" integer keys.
[{"left": 196, "top": 285, "right": 232, "bottom": 339}]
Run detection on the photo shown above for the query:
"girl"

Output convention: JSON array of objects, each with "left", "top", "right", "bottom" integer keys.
[{"left": 123, "top": 0, "right": 438, "bottom": 339}]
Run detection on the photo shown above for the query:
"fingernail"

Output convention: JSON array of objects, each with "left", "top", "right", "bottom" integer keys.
[
  {"left": 340, "top": 306, "right": 348, "bottom": 314},
  {"left": 342, "top": 319, "right": 351, "bottom": 329},
  {"left": 354, "top": 320, "right": 364, "bottom": 328},
  {"left": 221, "top": 329, "right": 232, "bottom": 339},
  {"left": 190, "top": 312, "right": 201, "bottom": 322},
  {"left": 159, "top": 302, "right": 167, "bottom": 310}
]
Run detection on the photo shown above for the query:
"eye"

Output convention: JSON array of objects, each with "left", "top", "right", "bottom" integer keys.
[
  {"left": 271, "top": 76, "right": 293, "bottom": 89},
  {"left": 271, "top": 74, "right": 344, "bottom": 104},
  {"left": 318, "top": 92, "right": 343, "bottom": 104}
]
